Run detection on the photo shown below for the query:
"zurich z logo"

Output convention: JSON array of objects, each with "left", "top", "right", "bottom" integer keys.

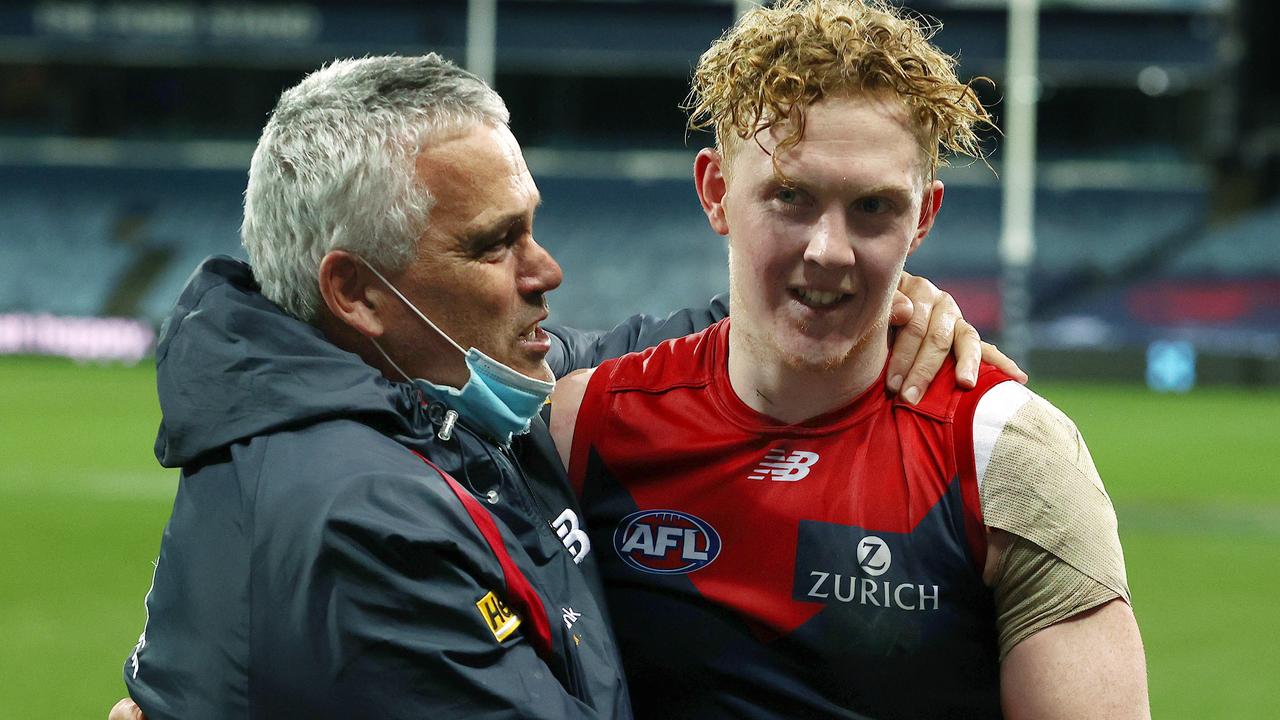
[
  {"left": 857, "top": 535, "right": 892, "bottom": 577},
  {"left": 748, "top": 448, "right": 819, "bottom": 481},
  {"left": 613, "top": 510, "right": 721, "bottom": 575}
]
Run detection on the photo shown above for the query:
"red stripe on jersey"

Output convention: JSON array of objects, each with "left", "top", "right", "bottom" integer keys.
[
  {"left": 411, "top": 451, "right": 555, "bottom": 661},
  {"left": 568, "top": 362, "right": 618, "bottom": 500}
]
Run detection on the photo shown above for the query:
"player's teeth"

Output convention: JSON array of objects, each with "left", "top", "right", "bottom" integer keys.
[{"left": 798, "top": 289, "right": 841, "bottom": 306}]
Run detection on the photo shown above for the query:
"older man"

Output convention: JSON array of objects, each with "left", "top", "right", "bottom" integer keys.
[
  {"left": 555, "top": 1, "right": 1149, "bottom": 718},
  {"left": 116, "top": 54, "right": 1003, "bottom": 719}
]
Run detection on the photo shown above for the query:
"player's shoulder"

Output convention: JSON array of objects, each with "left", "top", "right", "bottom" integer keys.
[
  {"left": 970, "top": 381, "right": 1094, "bottom": 490},
  {"left": 897, "top": 358, "right": 1018, "bottom": 422},
  {"left": 971, "top": 381, "right": 1077, "bottom": 447},
  {"left": 595, "top": 319, "right": 724, "bottom": 395}
]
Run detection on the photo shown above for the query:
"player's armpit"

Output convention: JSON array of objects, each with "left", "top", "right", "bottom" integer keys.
[
  {"left": 999, "top": 598, "right": 1150, "bottom": 720},
  {"left": 550, "top": 368, "right": 596, "bottom": 470}
]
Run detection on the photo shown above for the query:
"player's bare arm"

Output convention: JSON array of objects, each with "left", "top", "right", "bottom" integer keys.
[
  {"left": 999, "top": 592, "right": 1149, "bottom": 719},
  {"left": 552, "top": 368, "right": 595, "bottom": 470},
  {"left": 976, "top": 386, "right": 1150, "bottom": 719}
]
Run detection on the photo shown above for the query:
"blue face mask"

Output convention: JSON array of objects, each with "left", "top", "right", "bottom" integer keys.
[{"left": 361, "top": 260, "right": 554, "bottom": 445}]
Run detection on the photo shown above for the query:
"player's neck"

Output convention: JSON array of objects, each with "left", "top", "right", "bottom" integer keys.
[{"left": 726, "top": 328, "right": 888, "bottom": 425}]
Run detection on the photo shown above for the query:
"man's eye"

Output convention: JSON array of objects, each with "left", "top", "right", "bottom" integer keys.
[{"left": 475, "top": 239, "right": 510, "bottom": 260}]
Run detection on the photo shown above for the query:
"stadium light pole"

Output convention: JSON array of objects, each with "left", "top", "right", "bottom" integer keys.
[
  {"left": 467, "top": 0, "right": 497, "bottom": 85},
  {"left": 1000, "top": 0, "right": 1040, "bottom": 369}
]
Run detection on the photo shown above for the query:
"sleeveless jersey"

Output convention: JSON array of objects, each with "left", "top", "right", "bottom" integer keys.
[{"left": 568, "top": 319, "right": 1011, "bottom": 720}]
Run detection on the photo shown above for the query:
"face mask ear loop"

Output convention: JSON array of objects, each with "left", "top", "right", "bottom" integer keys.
[
  {"left": 359, "top": 258, "right": 467, "bottom": 356},
  {"left": 368, "top": 337, "right": 415, "bottom": 386}
]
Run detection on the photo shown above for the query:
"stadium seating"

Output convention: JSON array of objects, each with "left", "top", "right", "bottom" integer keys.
[{"left": 1, "top": 164, "right": 1272, "bottom": 337}]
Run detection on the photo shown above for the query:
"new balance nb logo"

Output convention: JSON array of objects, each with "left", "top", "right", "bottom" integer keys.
[
  {"left": 748, "top": 449, "right": 819, "bottom": 481},
  {"left": 552, "top": 508, "right": 591, "bottom": 564}
]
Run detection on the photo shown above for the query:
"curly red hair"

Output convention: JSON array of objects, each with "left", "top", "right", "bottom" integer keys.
[{"left": 687, "top": 0, "right": 993, "bottom": 178}]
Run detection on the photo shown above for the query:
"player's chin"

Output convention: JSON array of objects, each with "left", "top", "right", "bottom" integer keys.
[{"left": 776, "top": 337, "right": 858, "bottom": 371}]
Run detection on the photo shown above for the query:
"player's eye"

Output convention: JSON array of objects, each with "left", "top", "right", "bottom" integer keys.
[
  {"left": 856, "top": 197, "right": 890, "bottom": 214},
  {"left": 773, "top": 186, "right": 812, "bottom": 211}
]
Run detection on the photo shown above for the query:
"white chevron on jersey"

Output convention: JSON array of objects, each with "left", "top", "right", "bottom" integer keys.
[{"left": 971, "top": 381, "right": 1032, "bottom": 493}]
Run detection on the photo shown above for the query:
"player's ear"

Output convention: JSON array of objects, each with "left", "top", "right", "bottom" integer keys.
[
  {"left": 317, "top": 250, "right": 386, "bottom": 338},
  {"left": 909, "top": 179, "right": 945, "bottom": 256},
  {"left": 694, "top": 148, "right": 730, "bottom": 236}
]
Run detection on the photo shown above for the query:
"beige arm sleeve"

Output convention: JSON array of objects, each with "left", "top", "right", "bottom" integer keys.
[{"left": 971, "top": 383, "right": 1132, "bottom": 659}]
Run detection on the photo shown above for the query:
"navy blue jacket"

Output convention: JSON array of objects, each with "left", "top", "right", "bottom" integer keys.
[{"left": 124, "top": 256, "right": 725, "bottom": 719}]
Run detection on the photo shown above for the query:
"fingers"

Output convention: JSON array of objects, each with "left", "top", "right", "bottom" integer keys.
[
  {"left": 980, "top": 341, "right": 1028, "bottom": 383},
  {"left": 888, "top": 290, "right": 913, "bottom": 327},
  {"left": 896, "top": 293, "right": 960, "bottom": 404},
  {"left": 108, "top": 698, "right": 145, "bottom": 720},
  {"left": 885, "top": 297, "right": 933, "bottom": 399},
  {"left": 953, "top": 320, "right": 982, "bottom": 388},
  {"left": 887, "top": 272, "right": 934, "bottom": 396}
]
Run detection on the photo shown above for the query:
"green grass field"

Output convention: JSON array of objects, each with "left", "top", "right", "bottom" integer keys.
[{"left": 2, "top": 355, "right": 1278, "bottom": 716}]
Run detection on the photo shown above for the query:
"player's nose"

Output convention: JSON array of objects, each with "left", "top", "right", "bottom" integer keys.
[{"left": 802, "top": 211, "right": 855, "bottom": 269}]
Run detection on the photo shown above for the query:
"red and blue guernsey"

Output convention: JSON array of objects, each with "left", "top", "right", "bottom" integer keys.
[{"left": 568, "top": 319, "right": 1009, "bottom": 719}]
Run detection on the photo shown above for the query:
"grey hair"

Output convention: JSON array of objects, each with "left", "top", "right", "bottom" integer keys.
[{"left": 241, "top": 54, "right": 510, "bottom": 321}]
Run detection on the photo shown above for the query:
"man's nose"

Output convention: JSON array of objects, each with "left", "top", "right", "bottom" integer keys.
[
  {"left": 802, "top": 211, "right": 855, "bottom": 268},
  {"left": 518, "top": 236, "right": 564, "bottom": 295}
]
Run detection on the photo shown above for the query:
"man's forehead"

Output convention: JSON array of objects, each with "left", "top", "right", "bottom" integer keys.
[
  {"left": 412, "top": 124, "right": 539, "bottom": 233},
  {"left": 416, "top": 124, "right": 525, "bottom": 179}
]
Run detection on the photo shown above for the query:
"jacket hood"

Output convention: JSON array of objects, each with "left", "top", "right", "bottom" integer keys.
[{"left": 153, "top": 255, "right": 425, "bottom": 467}]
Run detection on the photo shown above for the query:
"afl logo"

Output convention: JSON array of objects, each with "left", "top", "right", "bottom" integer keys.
[{"left": 613, "top": 510, "right": 721, "bottom": 575}]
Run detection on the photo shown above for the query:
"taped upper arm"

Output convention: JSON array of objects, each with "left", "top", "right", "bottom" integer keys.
[
  {"left": 986, "top": 530, "right": 1124, "bottom": 659},
  {"left": 972, "top": 383, "right": 1132, "bottom": 650}
]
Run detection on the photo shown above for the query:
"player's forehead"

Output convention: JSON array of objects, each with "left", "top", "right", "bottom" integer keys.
[{"left": 732, "top": 94, "right": 928, "bottom": 192}]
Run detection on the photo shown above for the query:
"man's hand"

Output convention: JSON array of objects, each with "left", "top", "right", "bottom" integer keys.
[
  {"left": 108, "top": 698, "right": 144, "bottom": 720},
  {"left": 888, "top": 272, "right": 1027, "bottom": 404}
]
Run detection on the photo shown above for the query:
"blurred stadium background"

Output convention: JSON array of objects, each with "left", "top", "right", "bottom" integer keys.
[{"left": 0, "top": 0, "right": 1277, "bottom": 716}]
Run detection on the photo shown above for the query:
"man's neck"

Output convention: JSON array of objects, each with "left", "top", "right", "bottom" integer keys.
[{"left": 726, "top": 327, "right": 888, "bottom": 425}]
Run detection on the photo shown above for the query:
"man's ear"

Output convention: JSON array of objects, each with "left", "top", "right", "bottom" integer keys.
[
  {"left": 909, "top": 179, "right": 945, "bottom": 256},
  {"left": 694, "top": 148, "right": 730, "bottom": 236},
  {"left": 317, "top": 250, "right": 385, "bottom": 338}
]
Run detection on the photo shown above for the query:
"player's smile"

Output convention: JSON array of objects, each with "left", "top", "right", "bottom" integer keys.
[{"left": 790, "top": 286, "right": 852, "bottom": 309}]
